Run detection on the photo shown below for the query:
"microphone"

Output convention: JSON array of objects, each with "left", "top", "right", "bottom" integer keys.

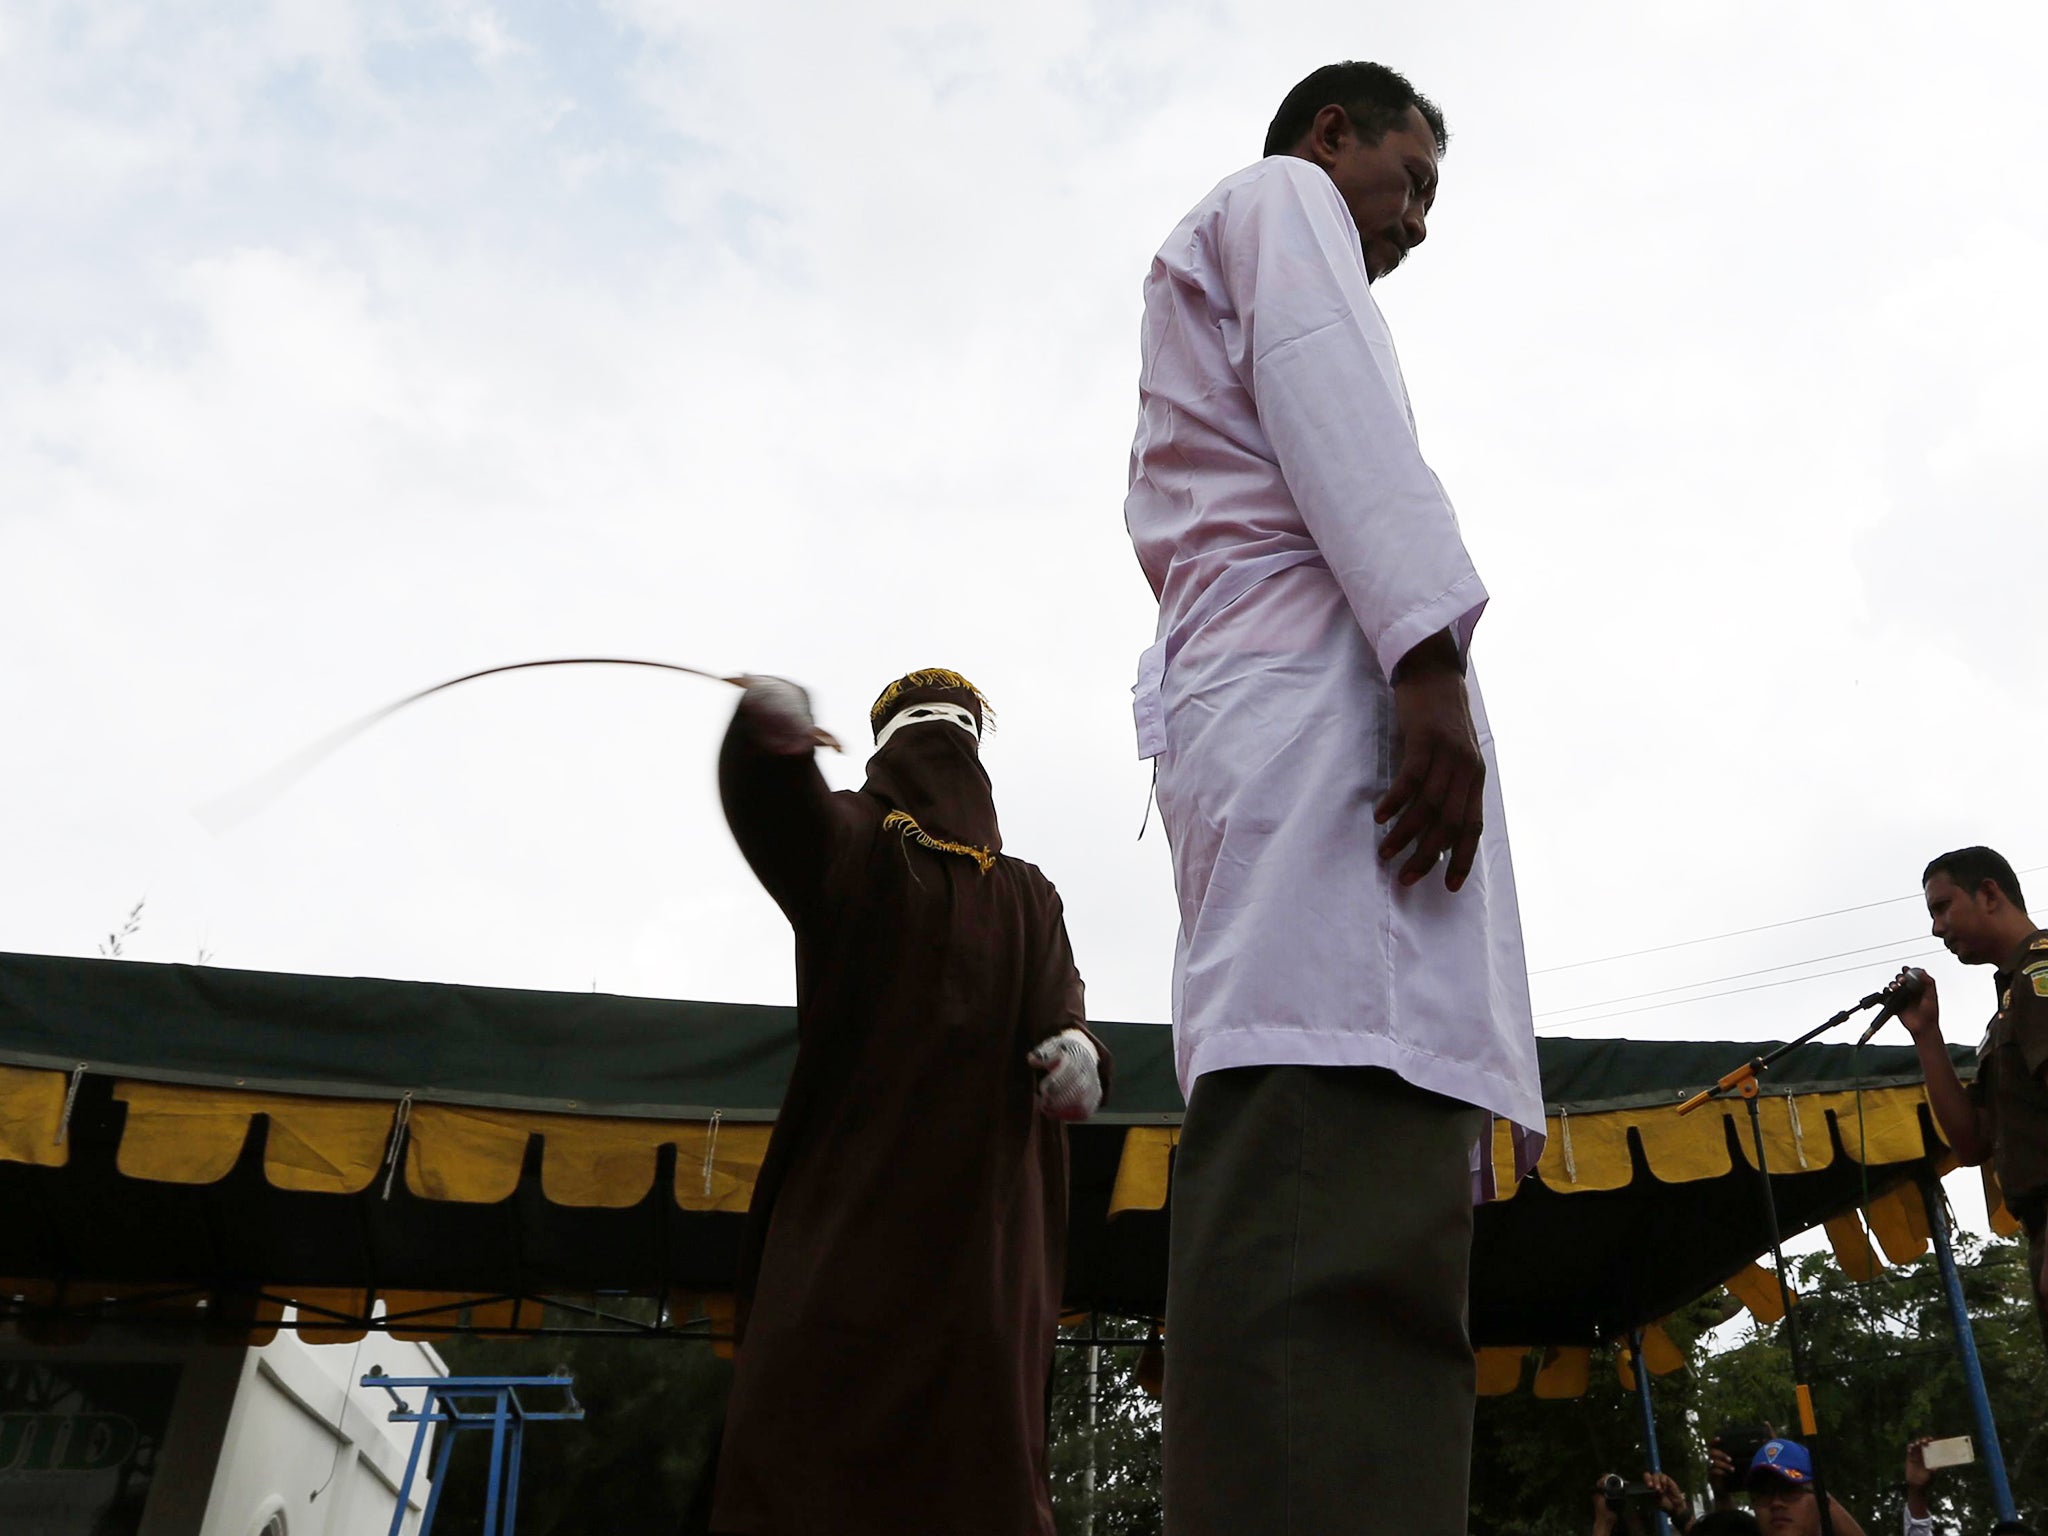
[{"left": 1855, "top": 969, "right": 1926, "bottom": 1045}]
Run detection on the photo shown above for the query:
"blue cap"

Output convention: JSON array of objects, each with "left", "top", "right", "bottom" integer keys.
[{"left": 1747, "top": 1439, "right": 1814, "bottom": 1486}]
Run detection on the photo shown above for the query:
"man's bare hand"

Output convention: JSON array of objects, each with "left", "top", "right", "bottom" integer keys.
[
  {"left": 1590, "top": 1475, "right": 1620, "bottom": 1536},
  {"left": 1894, "top": 967, "right": 1940, "bottom": 1040},
  {"left": 1705, "top": 1444, "right": 1738, "bottom": 1511},
  {"left": 1904, "top": 1438, "right": 1934, "bottom": 1507},
  {"left": 1642, "top": 1470, "right": 1690, "bottom": 1528},
  {"left": 1376, "top": 630, "right": 1483, "bottom": 891}
]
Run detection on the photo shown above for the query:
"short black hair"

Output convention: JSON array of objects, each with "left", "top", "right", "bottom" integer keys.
[
  {"left": 1263, "top": 61, "right": 1448, "bottom": 159},
  {"left": 1924, "top": 846, "right": 2027, "bottom": 910},
  {"left": 1691, "top": 1514, "right": 1762, "bottom": 1536}
]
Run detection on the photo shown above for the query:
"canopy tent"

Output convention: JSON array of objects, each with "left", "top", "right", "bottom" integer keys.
[{"left": 0, "top": 952, "right": 2003, "bottom": 1387}]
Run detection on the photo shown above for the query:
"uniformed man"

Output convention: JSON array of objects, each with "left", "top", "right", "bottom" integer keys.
[{"left": 1897, "top": 845, "right": 2048, "bottom": 1336}]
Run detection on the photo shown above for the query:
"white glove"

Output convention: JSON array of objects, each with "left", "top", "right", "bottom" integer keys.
[
  {"left": 1028, "top": 1029, "right": 1101, "bottom": 1121},
  {"left": 738, "top": 675, "right": 830, "bottom": 755}
]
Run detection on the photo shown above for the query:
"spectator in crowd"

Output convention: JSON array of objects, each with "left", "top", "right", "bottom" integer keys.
[
  {"left": 1694, "top": 1516, "right": 1764, "bottom": 1536},
  {"left": 1590, "top": 1469, "right": 1694, "bottom": 1535},
  {"left": 1742, "top": 1439, "right": 1867, "bottom": 1536},
  {"left": 1904, "top": 1436, "right": 1938, "bottom": 1536},
  {"left": 1582, "top": 1471, "right": 1770, "bottom": 1534},
  {"left": 1904, "top": 1434, "right": 2040, "bottom": 1536}
]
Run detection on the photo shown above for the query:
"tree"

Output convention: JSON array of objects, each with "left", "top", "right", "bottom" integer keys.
[
  {"left": 1468, "top": 1294, "right": 1734, "bottom": 1536},
  {"left": 1692, "top": 1230, "right": 2048, "bottom": 1533},
  {"left": 429, "top": 1313, "right": 731, "bottom": 1535},
  {"left": 1047, "top": 1316, "right": 1162, "bottom": 1535},
  {"left": 1466, "top": 1231, "right": 2048, "bottom": 1535},
  {"left": 408, "top": 1231, "right": 2048, "bottom": 1534}
]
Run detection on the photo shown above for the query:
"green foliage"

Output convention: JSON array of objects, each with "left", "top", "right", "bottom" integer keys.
[
  {"left": 1694, "top": 1231, "right": 2048, "bottom": 1534},
  {"left": 98, "top": 897, "right": 144, "bottom": 959},
  {"left": 1469, "top": 1294, "right": 1732, "bottom": 1536},
  {"left": 428, "top": 1312, "right": 731, "bottom": 1535},
  {"left": 421, "top": 1311, "right": 1171, "bottom": 1535},
  {"left": 1469, "top": 1231, "right": 2048, "bottom": 1536},
  {"left": 1048, "top": 1316, "right": 1163, "bottom": 1535},
  {"left": 396, "top": 1233, "right": 2048, "bottom": 1535}
]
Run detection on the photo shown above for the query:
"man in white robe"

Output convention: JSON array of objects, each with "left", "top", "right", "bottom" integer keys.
[{"left": 1123, "top": 60, "right": 1545, "bottom": 1533}]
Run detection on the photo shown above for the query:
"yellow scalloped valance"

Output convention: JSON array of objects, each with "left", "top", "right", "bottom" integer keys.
[
  {"left": 1476, "top": 1197, "right": 1955, "bottom": 1401},
  {"left": 1475, "top": 1345, "right": 1527, "bottom": 1395},
  {"left": 1108, "top": 1126, "right": 1178, "bottom": 1217},
  {"left": 1984, "top": 1166, "right": 2022, "bottom": 1236},
  {"left": 1615, "top": 1324, "right": 1685, "bottom": 1391},
  {"left": 87, "top": 1079, "right": 774, "bottom": 1212},
  {"left": 0, "top": 1065, "right": 69, "bottom": 1168},
  {"left": 1497, "top": 1085, "right": 1937, "bottom": 1197},
  {"left": 0, "top": 1062, "right": 1965, "bottom": 1372},
  {"left": 1477, "top": 1322, "right": 1687, "bottom": 1400},
  {"left": 1723, "top": 1259, "right": 1795, "bottom": 1324},
  {"left": 1825, "top": 1213, "right": 1881, "bottom": 1282},
  {"left": 2, "top": 1069, "right": 1949, "bottom": 1227},
  {"left": 1866, "top": 1179, "right": 1932, "bottom": 1263},
  {"left": 1533, "top": 1345, "right": 1591, "bottom": 1398}
]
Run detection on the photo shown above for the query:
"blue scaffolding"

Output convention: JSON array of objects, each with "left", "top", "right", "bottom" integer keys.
[{"left": 364, "top": 1367, "right": 584, "bottom": 1536}]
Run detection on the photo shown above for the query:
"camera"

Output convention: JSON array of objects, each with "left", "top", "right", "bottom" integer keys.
[{"left": 1600, "top": 1474, "right": 1661, "bottom": 1512}]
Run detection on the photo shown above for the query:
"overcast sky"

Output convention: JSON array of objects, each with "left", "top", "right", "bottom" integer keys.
[{"left": 6, "top": 2, "right": 2044, "bottom": 1232}]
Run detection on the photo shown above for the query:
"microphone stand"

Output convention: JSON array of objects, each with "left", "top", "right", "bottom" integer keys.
[{"left": 1675, "top": 989, "right": 1892, "bottom": 1536}]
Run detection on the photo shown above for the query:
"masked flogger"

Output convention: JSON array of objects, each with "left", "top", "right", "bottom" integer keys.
[{"left": 709, "top": 669, "right": 1110, "bottom": 1536}]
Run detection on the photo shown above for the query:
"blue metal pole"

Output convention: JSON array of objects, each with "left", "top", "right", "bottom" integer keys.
[
  {"left": 1629, "top": 1329, "right": 1673, "bottom": 1536},
  {"left": 418, "top": 1407, "right": 460, "bottom": 1536},
  {"left": 386, "top": 1412, "right": 433, "bottom": 1536},
  {"left": 484, "top": 1391, "right": 509, "bottom": 1536},
  {"left": 503, "top": 1405, "right": 526, "bottom": 1536},
  {"left": 1919, "top": 1171, "right": 2016, "bottom": 1522}
]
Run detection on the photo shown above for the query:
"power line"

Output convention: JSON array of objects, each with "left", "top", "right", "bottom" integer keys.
[
  {"left": 1534, "top": 945, "right": 1947, "bottom": 1033},
  {"left": 1528, "top": 862, "right": 2046, "bottom": 977},
  {"left": 1530, "top": 896, "right": 1920, "bottom": 976},
  {"left": 1534, "top": 933, "right": 1924, "bottom": 1019}
]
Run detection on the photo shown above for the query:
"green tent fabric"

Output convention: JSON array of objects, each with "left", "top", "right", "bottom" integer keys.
[
  {"left": 0, "top": 950, "right": 1183, "bottom": 1121},
  {"left": 0, "top": 951, "right": 1939, "bottom": 1119},
  {"left": 0, "top": 952, "right": 1967, "bottom": 1345}
]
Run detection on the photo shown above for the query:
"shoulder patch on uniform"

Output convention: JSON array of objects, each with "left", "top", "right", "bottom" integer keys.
[
  {"left": 2034, "top": 973, "right": 2048, "bottom": 998},
  {"left": 2031, "top": 935, "right": 2048, "bottom": 951},
  {"left": 2026, "top": 957, "right": 2048, "bottom": 974}
]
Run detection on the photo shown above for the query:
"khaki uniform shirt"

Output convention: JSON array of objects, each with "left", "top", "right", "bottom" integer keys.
[{"left": 1969, "top": 928, "right": 2048, "bottom": 1221}]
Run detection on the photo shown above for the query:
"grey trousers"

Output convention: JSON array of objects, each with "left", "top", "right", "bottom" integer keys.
[{"left": 1162, "top": 1064, "right": 1487, "bottom": 1536}]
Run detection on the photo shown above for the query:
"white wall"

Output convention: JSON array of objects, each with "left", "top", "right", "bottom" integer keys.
[
  {"left": 0, "top": 1319, "right": 445, "bottom": 1536},
  {"left": 199, "top": 1320, "right": 446, "bottom": 1536}
]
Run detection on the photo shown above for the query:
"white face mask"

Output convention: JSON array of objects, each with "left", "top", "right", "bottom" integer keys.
[{"left": 874, "top": 702, "right": 979, "bottom": 748}]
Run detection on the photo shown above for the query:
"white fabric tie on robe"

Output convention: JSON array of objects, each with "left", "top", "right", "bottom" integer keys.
[{"left": 1124, "top": 155, "right": 1545, "bottom": 1195}]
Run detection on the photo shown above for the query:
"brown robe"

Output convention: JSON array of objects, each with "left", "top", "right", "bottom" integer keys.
[{"left": 710, "top": 696, "right": 1105, "bottom": 1536}]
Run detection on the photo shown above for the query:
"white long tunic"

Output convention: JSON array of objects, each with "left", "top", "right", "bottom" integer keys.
[{"left": 1125, "top": 156, "right": 1544, "bottom": 1184}]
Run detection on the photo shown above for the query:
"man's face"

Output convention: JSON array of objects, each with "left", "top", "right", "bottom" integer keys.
[
  {"left": 1926, "top": 872, "right": 2002, "bottom": 965},
  {"left": 1314, "top": 104, "right": 1439, "bottom": 282},
  {"left": 1749, "top": 1479, "right": 1820, "bottom": 1536}
]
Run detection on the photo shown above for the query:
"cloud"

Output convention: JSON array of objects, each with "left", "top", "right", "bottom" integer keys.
[{"left": 3, "top": 0, "right": 2045, "bottom": 1055}]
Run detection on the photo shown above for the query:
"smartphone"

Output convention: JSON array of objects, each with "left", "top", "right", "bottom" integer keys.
[
  {"left": 1715, "top": 1424, "right": 1774, "bottom": 1475},
  {"left": 1923, "top": 1437, "right": 1975, "bottom": 1471}
]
